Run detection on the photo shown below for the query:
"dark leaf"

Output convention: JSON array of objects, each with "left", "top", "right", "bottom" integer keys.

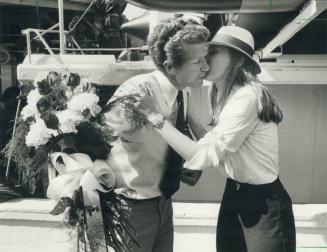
[
  {"left": 26, "top": 116, "right": 36, "bottom": 124},
  {"left": 82, "top": 108, "right": 91, "bottom": 118},
  {"left": 56, "top": 156, "right": 65, "bottom": 165},
  {"left": 27, "top": 147, "right": 35, "bottom": 157},
  {"left": 50, "top": 197, "right": 74, "bottom": 215},
  {"left": 98, "top": 191, "right": 140, "bottom": 252}
]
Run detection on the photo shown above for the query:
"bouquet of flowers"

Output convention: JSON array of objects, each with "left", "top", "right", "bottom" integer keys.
[{"left": 2, "top": 71, "right": 145, "bottom": 251}]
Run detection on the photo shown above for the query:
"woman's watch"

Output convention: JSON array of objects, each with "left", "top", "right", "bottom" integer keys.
[{"left": 148, "top": 113, "right": 165, "bottom": 129}]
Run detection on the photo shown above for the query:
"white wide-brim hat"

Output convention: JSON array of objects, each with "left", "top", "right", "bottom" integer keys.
[{"left": 208, "top": 26, "right": 261, "bottom": 74}]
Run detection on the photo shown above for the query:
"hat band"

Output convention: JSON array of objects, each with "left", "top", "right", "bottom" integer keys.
[{"left": 215, "top": 34, "right": 254, "bottom": 56}]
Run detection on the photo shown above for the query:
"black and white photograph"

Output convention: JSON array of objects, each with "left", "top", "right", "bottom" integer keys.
[{"left": 0, "top": 0, "right": 327, "bottom": 251}]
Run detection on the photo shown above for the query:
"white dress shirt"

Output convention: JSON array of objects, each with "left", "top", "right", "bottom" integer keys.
[
  {"left": 184, "top": 84, "right": 279, "bottom": 185},
  {"left": 106, "top": 70, "right": 182, "bottom": 199}
]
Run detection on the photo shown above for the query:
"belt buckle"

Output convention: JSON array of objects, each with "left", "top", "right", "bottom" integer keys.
[{"left": 236, "top": 182, "right": 241, "bottom": 191}]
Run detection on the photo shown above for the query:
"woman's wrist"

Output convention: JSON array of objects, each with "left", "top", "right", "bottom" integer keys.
[{"left": 147, "top": 113, "right": 165, "bottom": 129}]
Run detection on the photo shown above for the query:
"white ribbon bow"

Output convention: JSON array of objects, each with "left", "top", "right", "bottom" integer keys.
[{"left": 47, "top": 152, "right": 115, "bottom": 206}]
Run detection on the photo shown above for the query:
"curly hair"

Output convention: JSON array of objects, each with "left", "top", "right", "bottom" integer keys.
[{"left": 147, "top": 17, "right": 210, "bottom": 72}]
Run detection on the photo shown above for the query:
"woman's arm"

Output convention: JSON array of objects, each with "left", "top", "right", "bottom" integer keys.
[
  {"left": 187, "top": 113, "right": 207, "bottom": 140},
  {"left": 149, "top": 114, "right": 221, "bottom": 171},
  {"left": 135, "top": 93, "right": 200, "bottom": 161},
  {"left": 155, "top": 118, "right": 201, "bottom": 161}
]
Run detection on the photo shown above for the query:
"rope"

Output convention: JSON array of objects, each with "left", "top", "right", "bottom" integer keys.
[{"left": 69, "top": 0, "right": 97, "bottom": 33}]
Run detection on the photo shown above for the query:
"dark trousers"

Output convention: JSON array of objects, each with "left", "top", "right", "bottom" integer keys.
[
  {"left": 216, "top": 178, "right": 296, "bottom": 252},
  {"left": 123, "top": 196, "right": 174, "bottom": 252}
]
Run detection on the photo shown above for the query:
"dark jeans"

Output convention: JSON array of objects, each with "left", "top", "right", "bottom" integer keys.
[{"left": 217, "top": 178, "right": 296, "bottom": 252}]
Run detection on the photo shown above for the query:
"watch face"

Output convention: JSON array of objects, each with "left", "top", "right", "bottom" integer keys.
[{"left": 152, "top": 115, "right": 165, "bottom": 129}]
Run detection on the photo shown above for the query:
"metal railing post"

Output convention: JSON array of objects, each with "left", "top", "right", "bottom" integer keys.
[
  {"left": 58, "top": 0, "right": 65, "bottom": 54},
  {"left": 34, "top": 30, "right": 64, "bottom": 64},
  {"left": 25, "top": 30, "right": 32, "bottom": 64}
]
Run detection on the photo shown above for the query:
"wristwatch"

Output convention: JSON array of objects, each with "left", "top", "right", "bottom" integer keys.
[{"left": 148, "top": 113, "right": 165, "bottom": 129}]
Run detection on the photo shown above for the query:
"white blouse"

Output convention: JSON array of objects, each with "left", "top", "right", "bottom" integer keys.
[{"left": 184, "top": 84, "right": 279, "bottom": 185}]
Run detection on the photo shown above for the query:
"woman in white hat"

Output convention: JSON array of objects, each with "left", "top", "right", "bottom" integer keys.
[{"left": 137, "top": 25, "right": 296, "bottom": 252}]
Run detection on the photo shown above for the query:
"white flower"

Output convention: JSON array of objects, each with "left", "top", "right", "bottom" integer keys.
[
  {"left": 27, "top": 89, "right": 42, "bottom": 105},
  {"left": 25, "top": 119, "right": 56, "bottom": 147},
  {"left": 65, "top": 89, "right": 74, "bottom": 100},
  {"left": 21, "top": 105, "right": 40, "bottom": 120},
  {"left": 68, "top": 93, "right": 101, "bottom": 117},
  {"left": 21, "top": 89, "right": 42, "bottom": 120},
  {"left": 91, "top": 104, "right": 101, "bottom": 116},
  {"left": 55, "top": 109, "right": 84, "bottom": 134}
]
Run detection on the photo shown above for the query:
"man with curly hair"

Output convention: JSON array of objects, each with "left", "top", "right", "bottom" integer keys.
[{"left": 105, "top": 17, "right": 209, "bottom": 252}]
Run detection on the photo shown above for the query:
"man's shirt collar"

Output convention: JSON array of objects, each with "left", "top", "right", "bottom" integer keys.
[{"left": 152, "top": 70, "right": 179, "bottom": 108}]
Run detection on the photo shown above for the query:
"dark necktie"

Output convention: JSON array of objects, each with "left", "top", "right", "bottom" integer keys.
[{"left": 160, "top": 91, "right": 191, "bottom": 198}]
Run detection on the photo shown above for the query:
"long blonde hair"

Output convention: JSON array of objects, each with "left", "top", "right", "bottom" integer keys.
[{"left": 209, "top": 47, "right": 283, "bottom": 125}]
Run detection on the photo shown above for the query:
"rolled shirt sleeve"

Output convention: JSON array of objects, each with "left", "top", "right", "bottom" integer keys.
[{"left": 184, "top": 86, "right": 259, "bottom": 171}]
